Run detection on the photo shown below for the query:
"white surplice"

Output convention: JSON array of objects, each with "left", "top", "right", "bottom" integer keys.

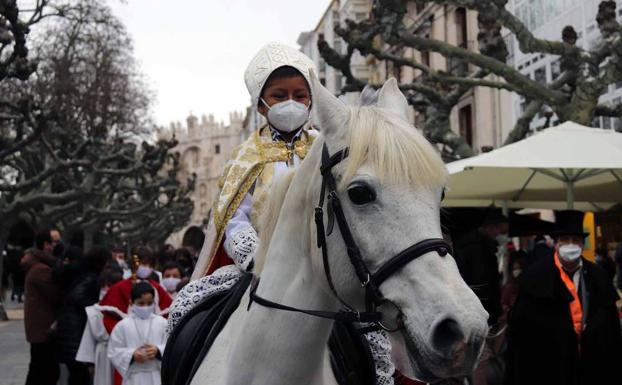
[
  {"left": 107, "top": 313, "right": 167, "bottom": 385},
  {"left": 76, "top": 305, "right": 127, "bottom": 385}
]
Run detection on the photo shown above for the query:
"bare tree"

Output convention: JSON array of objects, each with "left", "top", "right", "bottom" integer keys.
[
  {"left": 0, "top": 1, "right": 193, "bottom": 320},
  {"left": 320, "top": 0, "right": 622, "bottom": 158}
]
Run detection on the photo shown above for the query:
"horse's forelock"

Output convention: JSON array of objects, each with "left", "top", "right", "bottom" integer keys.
[{"left": 340, "top": 106, "right": 448, "bottom": 189}]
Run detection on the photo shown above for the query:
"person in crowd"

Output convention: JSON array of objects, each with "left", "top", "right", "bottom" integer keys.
[
  {"left": 21, "top": 242, "right": 61, "bottom": 385},
  {"left": 157, "top": 244, "right": 175, "bottom": 268},
  {"left": 99, "top": 246, "right": 172, "bottom": 333},
  {"left": 501, "top": 250, "right": 527, "bottom": 315},
  {"left": 50, "top": 228, "right": 65, "bottom": 259},
  {"left": 76, "top": 267, "right": 125, "bottom": 385},
  {"left": 111, "top": 245, "right": 131, "bottom": 279},
  {"left": 7, "top": 246, "right": 25, "bottom": 302},
  {"left": 161, "top": 262, "right": 184, "bottom": 298},
  {"left": 505, "top": 210, "right": 622, "bottom": 385},
  {"left": 614, "top": 241, "right": 622, "bottom": 291},
  {"left": 595, "top": 247, "right": 616, "bottom": 284},
  {"left": 55, "top": 246, "right": 110, "bottom": 385},
  {"left": 527, "top": 234, "right": 554, "bottom": 266},
  {"left": 54, "top": 245, "right": 85, "bottom": 292},
  {"left": 173, "top": 247, "right": 194, "bottom": 277},
  {"left": 453, "top": 210, "right": 508, "bottom": 326},
  {"left": 108, "top": 282, "right": 167, "bottom": 385}
]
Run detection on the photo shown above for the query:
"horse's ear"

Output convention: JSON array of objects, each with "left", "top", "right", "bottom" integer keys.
[
  {"left": 309, "top": 69, "right": 348, "bottom": 138},
  {"left": 377, "top": 78, "right": 410, "bottom": 122}
]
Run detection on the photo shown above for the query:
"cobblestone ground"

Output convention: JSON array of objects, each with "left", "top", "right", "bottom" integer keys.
[{"left": 0, "top": 299, "right": 28, "bottom": 385}]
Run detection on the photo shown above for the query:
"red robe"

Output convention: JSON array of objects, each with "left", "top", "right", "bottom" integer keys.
[{"left": 100, "top": 277, "right": 172, "bottom": 333}]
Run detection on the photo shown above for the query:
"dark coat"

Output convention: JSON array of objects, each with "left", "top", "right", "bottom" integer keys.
[
  {"left": 23, "top": 255, "right": 61, "bottom": 343},
  {"left": 453, "top": 229, "right": 502, "bottom": 325},
  {"left": 54, "top": 270, "right": 100, "bottom": 363},
  {"left": 504, "top": 256, "right": 622, "bottom": 385}
]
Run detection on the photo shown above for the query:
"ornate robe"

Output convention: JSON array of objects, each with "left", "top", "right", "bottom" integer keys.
[{"left": 192, "top": 125, "right": 315, "bottom": 279}]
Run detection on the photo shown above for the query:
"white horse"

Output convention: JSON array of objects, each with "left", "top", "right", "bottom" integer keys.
[{"left": 190, "top": 74, "right": 489, "bottom": 385}]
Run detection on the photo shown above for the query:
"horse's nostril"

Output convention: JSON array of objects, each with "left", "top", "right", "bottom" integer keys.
[{"left": 432, "top": 318, "right": 465, "bottom": 353}]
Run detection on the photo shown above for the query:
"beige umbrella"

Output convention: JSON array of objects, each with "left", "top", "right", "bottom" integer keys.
[{"left": 444, "top": 122, "right": 622, "bottom": 210}]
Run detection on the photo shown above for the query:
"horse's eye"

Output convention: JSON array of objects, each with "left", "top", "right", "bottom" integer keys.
[
  {"left": 441, "top": 188, "right": 446, "bottom": 201},
  {"left": 347, "top": 184, "right": 376, "bottom": 205}
]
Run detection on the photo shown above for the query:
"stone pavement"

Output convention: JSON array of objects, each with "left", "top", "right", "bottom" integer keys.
[{"left": 0, "top": 300, "right": 28, "bottom": 385}]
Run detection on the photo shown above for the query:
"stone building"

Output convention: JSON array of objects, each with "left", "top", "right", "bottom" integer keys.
[{"left": 157, "top": 111, "right": 247, "bottom": 246}]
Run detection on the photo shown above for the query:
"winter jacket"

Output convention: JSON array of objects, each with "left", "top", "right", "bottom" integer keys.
[
  {"left": 504, "top": 257, "right": 622, "bottom": 385},
  {"left": 23, "top": 253, "right": 61, "bottom": 343}
]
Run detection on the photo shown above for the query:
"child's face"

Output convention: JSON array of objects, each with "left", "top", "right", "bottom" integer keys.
[
  {"left": 258, "top": 75, "right": 311, "bottom": 117},
  {"left": 163, "top": 268, "right": 181, "bottom": 279},
  {"left": 133, "top": 293, "right": 154, "bottom": 307}
]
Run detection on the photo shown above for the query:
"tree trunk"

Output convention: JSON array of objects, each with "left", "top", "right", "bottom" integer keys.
[{"left": 83, "top": 227, "right": 95, "bottom": 251}]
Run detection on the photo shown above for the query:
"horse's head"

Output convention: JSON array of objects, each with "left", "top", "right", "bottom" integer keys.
[{"left": 306, "top": 73, "right": 489, "bottom": 382}]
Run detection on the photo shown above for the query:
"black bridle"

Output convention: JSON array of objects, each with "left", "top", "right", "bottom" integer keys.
[{"left": 250, "top": 143, "right": 452, "bottom": 331}]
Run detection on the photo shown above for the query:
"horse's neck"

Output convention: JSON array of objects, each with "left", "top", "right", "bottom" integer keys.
[{"left": 228, "top": 184, "right": 338, "bottom": 384}]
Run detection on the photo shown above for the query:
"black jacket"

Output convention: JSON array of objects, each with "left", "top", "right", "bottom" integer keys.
[
  {"left": 55, "top": 271, "right": 100, "bottom": 362},
  {"left": 453, "top": 229, "right": 502, "bottom": 325},
  {"left": 504, "top": 256, "right": 622, "bottom": 385}
]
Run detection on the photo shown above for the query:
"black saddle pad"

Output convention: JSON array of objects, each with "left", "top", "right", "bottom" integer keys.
[
  {"left": 161, "top": 273, "right": 253, "bottom": 385},
  {"left": 329, "top": 321, "right": 376, "bottom": 385},
  {"left": 162, "top": 272, "right": 375, "bottom": 385}
]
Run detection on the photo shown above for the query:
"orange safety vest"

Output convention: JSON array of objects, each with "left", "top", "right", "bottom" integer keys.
[{"left": 553, "top": 252, "right": 583, "bottom": 337}]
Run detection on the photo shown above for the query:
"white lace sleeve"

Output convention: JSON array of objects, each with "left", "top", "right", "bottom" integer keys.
[{"left": 224, "top": 226, "right": 258, "bottom": 272}]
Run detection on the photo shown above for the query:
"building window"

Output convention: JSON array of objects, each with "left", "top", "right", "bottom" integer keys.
[
  {"left": 421, "top": 50, "right": 430, "bottom": 67},
  {"left": 550, "top": 59, "right": 561, "bottom": 80},
  {"left": 455, "top": 8, "right": 468, "bottom": 48},
  {"left": 215, "top": 144, "right": 220, "bottom": 154},
  {"left": 459, "top": 105, "right": 473, "bottom": 146},
  {"left": 534, "top": 66, "right": 546, "bottom": 84}
]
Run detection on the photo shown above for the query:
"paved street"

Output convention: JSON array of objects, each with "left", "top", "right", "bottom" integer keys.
[{"left": 0, "top": 300, "right": 28, "bottom": 385}]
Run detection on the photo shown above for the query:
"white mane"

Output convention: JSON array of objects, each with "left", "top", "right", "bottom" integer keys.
[{"left": 341, "top": 106, "right": 447, "bottom": 188}]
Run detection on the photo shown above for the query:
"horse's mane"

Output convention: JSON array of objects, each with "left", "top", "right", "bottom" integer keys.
[
  {"left": 340, "top": 105, "right": 447, "bottom": 188},
  {"left": 253, "top": 105, "right": 447, "bottom": 273},
  {"left": 254, "top": 168, "right": 296, "bottom": 273}
]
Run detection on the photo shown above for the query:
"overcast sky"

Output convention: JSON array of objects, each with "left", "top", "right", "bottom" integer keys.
[{"left": 107, "top": 0, "right": 330, "bottom": 128}]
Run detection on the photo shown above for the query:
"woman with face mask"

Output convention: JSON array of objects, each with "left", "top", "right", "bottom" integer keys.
[{"left": 505, "top": 210, "right": 622, "bottom": 385}]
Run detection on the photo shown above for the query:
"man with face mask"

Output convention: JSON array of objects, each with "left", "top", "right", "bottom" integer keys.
[{"left": 505, "top": 210, "right": 622, "bottom": 385}]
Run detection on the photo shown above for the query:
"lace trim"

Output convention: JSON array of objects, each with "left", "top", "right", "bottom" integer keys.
[
  {"left": 361, "top": 325, "right": 395, "bottom": 385},
  {"left": 224, "top": 226, "right": 258, "bottom": 272},
  {"left": 166, "top": 265, "right": 243, "bottom": 334}
]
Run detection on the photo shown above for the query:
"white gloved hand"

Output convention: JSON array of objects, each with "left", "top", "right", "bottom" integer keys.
[{"left": 224, "top": 226, "right": 258, "bottom": 272}]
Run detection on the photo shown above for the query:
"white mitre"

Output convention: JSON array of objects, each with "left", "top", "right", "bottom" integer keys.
[{"left": 244, "top": 42, "right": 316, "bottom": 107}]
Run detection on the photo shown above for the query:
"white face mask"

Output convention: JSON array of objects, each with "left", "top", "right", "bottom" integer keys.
[
  {"left": 132, "top": 304, "right": 155, "bottom": 320},
  {"left": 558, "top": 244, "right": 582, "bottom": 263},
  {"left": 136, "top": 265, "right": 153, "bottom": 279},
  {"left": 261, "top": 98, "right": 309, "bottom": 133},
  {"left": 162, "top": 277, "right": 181, "bottom": 293},
  {"left": 512, "top": 269, "right": 522, "bottom": 278}
]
